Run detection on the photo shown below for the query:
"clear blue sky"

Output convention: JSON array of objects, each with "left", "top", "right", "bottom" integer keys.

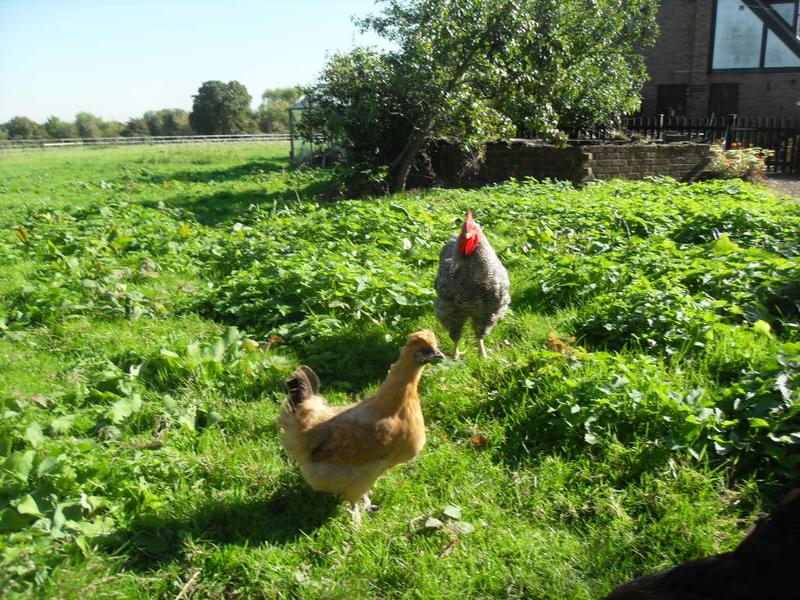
[{"left": 0, "top": 0, "right": 386, "bottom": 122}]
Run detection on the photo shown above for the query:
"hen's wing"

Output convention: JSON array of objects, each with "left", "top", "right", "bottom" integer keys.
[{"left": 306, "top": 404, "right": 398, "bottom": 465}]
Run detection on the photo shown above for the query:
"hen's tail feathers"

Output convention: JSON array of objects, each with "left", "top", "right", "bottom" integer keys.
[{"left": 285, "top": 365, "right": 321, "bottom": 411}]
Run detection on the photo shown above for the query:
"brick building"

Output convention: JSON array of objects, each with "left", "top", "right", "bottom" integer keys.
[{"left": 641, "top": 0, "right": 800, "bottom": 119}]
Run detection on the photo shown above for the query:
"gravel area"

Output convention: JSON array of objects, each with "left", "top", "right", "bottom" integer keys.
[{"left": 764, "top": 174, "right": 800, "bottom": 199}]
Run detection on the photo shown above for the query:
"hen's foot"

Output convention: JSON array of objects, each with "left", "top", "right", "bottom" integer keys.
[{"left": 349, "top": 503, "right": 362, "bottom": 528}]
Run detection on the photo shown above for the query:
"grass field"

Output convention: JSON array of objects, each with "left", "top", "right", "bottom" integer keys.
[{"left": 1, "top": 142, "right": 798, "bottom": 599}]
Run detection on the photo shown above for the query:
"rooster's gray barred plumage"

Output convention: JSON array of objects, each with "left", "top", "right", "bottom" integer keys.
[{"left": 434, "top": 211, "right": 510, "bottom": 358}]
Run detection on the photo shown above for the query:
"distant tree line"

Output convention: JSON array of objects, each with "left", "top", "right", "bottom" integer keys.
[{"left": 0, "top": 82, "right": 303, "bottom": 140}]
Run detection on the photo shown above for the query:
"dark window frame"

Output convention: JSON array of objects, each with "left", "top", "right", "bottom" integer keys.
[{"left": 709, "top": 0, "right": 800, "bottom": 72}]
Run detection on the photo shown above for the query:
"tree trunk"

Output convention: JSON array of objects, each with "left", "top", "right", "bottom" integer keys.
[{"left": 390, "top": 129, "right": 428, "bottom": 193}]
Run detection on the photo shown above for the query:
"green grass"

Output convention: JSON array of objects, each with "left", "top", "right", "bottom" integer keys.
[{"left": 1, "top": 143, "right": 798, "bottom": 599}]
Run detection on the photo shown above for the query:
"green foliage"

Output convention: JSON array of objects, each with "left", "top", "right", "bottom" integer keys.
[
  {"left": 4, "top": 116, "right": 46, "bottom": 140},
  {"left": 143, "top": 108, "right": 193, "bottom": 136},
  {"left": 199, "top": 201, "right": 437, "bottom": 341},
  {"left": 189, "top": 80, "right": 257, "bottom": 135},
  {"left": 304, "top": 0, "right": 658, "bottom": 191},
  {"left": 121, "top": 117, "right": 150, "bottom": 137},
  {"left": 42, "top": 117, "right": 77, "bottom": 139},
  {"left": 74, "top": 112, "right": 104, "bottom": 138},
  {"left": 257, "top": 86, "right": 303, "bottom": 133},
  {"left": 99, "top": 120, "right": 124, "bottom": 138},
  {"left": 0, "top": 145, "right": 797, "bottom": 598}
]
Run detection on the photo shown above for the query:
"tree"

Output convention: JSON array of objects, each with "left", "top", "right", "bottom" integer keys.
[
  {"left": 4, "top": 116, "right": 46, "bottom": 139},
  {"left": 257, "top": 86, "right": 303, "bottom": 133},
  {"left": 44, "top": 116, "right": 77, "bottom": 138},
  {"left": 144, "top": 109, "right": 192, "bottom": 136},
  {"left": 122, "top": 117, "right": 151, "bottom": 137},
  {"left": 304, "top": 0, "right": 658, "bottom": 192},
  {"left": 100, "top": 120, "right": 124, "bottom": 137},
  {"left": 189, "top": 81, "right": 257, "bottom": 134},
  {"left": 74, "top": 112, "right": 103, "bottom": 138}
]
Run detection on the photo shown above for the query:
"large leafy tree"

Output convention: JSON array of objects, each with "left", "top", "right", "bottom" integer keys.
[
  {"left": 189, "top": 81, "right": 257, "bottom": 134},
  {"left": 304, "top": 0, "right": 657, "bottom": 192}
]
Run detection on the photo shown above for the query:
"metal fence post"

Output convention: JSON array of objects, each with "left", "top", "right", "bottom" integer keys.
[{"left": 724, "top": 114, "right": 737, "bottom": 149}]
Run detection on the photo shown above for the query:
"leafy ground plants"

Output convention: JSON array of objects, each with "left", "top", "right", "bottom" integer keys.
[{"left": 1, "top": 144, "right": 798, "bottom": 598}]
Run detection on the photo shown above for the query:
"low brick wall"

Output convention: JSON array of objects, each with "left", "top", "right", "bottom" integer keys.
[
  {"left": 587, "top": 143, "right": 712, "bottom": 182},
  {"left": 419, "top": 140, "right": 713, "bottom": 187}
]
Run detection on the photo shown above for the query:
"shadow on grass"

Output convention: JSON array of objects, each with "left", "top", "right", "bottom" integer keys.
[
  {"left": 144, "top": 158, "right": 288, "bottom": 185},
  {"left": 144, "top": 175, "right": 333, "bottom": 225},
  {"left": 106, "top": 483, "right": 340, "bottom": 569},
  {"left": 296, "top": 325, "right": 404, "bottom": 395}
]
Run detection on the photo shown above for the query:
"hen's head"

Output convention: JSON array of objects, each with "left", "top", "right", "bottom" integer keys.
[
  {"left": 404, "top": 330, "right": 445, "bottom": 365},
  {"left": 457, "top": 211, "right": 481, "bottom": 256}
]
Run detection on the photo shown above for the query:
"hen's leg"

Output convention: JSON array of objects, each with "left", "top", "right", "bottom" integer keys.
[
  {"left": 349, "top": 501, "right": 363, "bottom": 528},
  {"left": 349, "top": 495, "right": 373, "bottom": 528},
  {"left": 477, "top": 338, "right": 487, "bottom": 358}
]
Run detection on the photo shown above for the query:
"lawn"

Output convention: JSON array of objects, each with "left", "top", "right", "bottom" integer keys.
[{"left": 1, "top": 142, "right": 798, "bottom": 599}]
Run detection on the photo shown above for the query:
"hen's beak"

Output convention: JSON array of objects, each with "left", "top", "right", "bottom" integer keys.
[
  {"left": 416, "top": 349, "right": 446, "bottom": 365},
  {"left": 427, "top": 350, "right": 445, "bottom": 364}
]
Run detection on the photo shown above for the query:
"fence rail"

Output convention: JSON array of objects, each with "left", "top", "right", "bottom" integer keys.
[{"left": 0, "top": 133, "right": 291, "bottom": 151}]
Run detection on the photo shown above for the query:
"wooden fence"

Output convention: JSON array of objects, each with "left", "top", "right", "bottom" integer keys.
[
  {"left": 532, "top": 115, "right": 800, "bottom": 174},
  {"left": 0, "top": 133, "right": 291, "bottom": 151}
]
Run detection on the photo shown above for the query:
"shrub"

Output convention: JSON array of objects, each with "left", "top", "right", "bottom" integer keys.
[{"left": 708, "top": 144, "right": 774, "bottom": 182}]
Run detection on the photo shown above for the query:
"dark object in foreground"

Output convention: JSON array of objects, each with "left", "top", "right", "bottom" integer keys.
[{"left": 605, "top": 490, "right": 800, "bottom": 600}]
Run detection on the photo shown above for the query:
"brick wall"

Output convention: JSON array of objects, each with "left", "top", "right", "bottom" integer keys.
[
  {"left": 421, "top": 141, "right": 713, "bottom": 187},
  {"left": 641, "top": 0, "right": 800, "bottom": 119},
  {"left": 586, "top": 144, "right": 713, "bottom": 181}
]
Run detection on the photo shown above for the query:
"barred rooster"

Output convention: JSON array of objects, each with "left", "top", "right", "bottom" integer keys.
[{"left": 434, "top": 211, "right": 510, "bottom": 358}]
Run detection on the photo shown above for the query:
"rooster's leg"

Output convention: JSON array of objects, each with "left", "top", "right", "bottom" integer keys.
[
  {"left": 447, "top": 320, "right": 465, "bottom": 359},
  {"left": 477, "top": 338, "right": 487, "bottom": 358}
]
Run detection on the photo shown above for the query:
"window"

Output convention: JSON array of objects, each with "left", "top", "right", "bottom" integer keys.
[
  {"left": 656, "top": 84, "right": 688, "bottom": 116},
  {"left": 711, "top": 0, "right": 800, "bottom": 70}
]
